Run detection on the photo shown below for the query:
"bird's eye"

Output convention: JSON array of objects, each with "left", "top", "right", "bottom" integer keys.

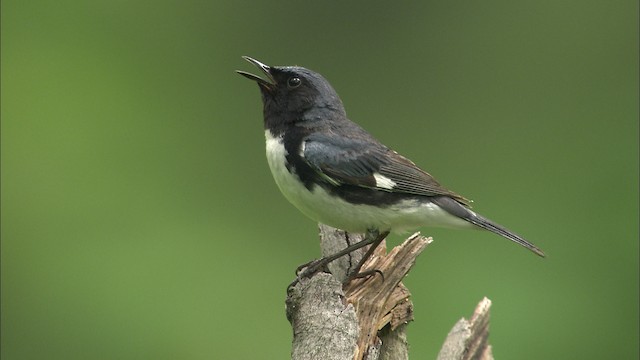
[{"left": 287, "top": 77, "right": 301, "bottom": 88}]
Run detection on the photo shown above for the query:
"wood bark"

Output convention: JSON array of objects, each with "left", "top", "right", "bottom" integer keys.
[
  {"left": 287, "top": 226, "right": 431, "bottom": 360},
  {"left": 437, "top": 297, "right": 494, "bottom": 360},
  {"left": 285, "top": 225, "right": 493, "bottom": 360}
]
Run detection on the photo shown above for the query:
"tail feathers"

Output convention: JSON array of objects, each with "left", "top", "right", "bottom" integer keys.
[
  {"left": 432, "top": 196, "right": 546, "bottom": 257},
  {"left": 465, "top": 213, "right": 546, "bottom": 257}
]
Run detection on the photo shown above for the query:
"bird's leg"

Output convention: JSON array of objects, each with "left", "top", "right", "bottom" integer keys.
[
  {"left": 345, "top": 229, "right": 389, "bottom": 282},
  {"left": 289, "top": 229, "right": 387, "bottom": 289}
]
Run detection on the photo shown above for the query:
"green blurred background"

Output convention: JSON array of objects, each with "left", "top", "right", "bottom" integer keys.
[{"left": 2, "top": 0, "right": 638, "bottom": 359}]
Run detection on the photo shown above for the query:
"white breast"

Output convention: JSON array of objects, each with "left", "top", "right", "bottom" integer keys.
[
  {"left": 264, "top": 130, "right": 472, "bottom": 233},
  {"left": 265, "top": 131, "right": 309, "bottom": 207}
]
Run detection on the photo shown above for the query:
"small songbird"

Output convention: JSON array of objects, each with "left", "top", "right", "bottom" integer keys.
[{"left": 237, "top": 56, "right": 545, "bottom": 261}]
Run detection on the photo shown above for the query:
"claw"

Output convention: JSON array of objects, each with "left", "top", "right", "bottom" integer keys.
[{"left": 345, "top": 268, "right": 384, "bottom": 283}]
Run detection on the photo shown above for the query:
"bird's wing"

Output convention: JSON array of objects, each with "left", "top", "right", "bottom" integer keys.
[{"left": 302, "top": 133, "right": 469, "bottom": 204}]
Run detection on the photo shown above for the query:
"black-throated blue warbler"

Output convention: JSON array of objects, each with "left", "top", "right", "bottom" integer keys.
[{"left": 237, "top": 56, "right": 545, "bottom": 271}]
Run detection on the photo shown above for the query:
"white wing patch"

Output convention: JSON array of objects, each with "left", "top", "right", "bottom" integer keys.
[
  {"left": 373, "top": 173, "right": 396, "bottom": 190},
  {"left": 263, "top": 131, "right": 472, "bottom": 233},
  {"left": 298, "top": 140, "right": 306, "bottom": 158}
]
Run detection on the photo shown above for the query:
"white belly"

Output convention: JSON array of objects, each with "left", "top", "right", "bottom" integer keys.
[{"left": 265, "top": 131, "right": 473, "bottom": 233}]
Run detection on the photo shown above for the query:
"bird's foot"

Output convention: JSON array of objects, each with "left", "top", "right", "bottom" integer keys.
[
  {"left": 287, "top": 228, "right": 389, "bottom": 290},
  {"left": 344, "top": 268, "right": 384, "bottom": 284},
  {"left": 343, "top": 229, "right": 389, "bottom": 283},
  {"left": 288, "top": 257, "right": 331, "bottom": 290}
]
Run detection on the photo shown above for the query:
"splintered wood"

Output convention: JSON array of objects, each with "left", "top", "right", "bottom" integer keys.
[
  {"left": 437, "top": 297, "right": 494, "bottom": 360},
  {"left": 343, "top": 233, "right": 432, "bottom": 360}
]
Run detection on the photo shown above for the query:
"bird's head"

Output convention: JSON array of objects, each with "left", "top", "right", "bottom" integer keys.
[{"left": 237, "top": 56, "right": 346, "bottom": 130}]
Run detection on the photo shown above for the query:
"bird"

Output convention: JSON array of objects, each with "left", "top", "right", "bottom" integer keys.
[{"left": 237, "top": 56, "right": 545, "bottom": 276}]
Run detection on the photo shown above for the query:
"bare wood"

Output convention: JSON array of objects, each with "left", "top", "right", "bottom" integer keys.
[
  {"left": 436, "top": 297, "right": 494, "bottom": 360},
  {"left": 378, "top": 323, "right": 408, "bottom": 360},
  {"left": 286, "top": 272, "right": 359, "bottom": 360},
  {"left": 287, "top": 226, "right": 431, "bottom": 360},
  {"left": 287, "top": 226, "right": 496, "bottom": 360},
  {"left": 343, "top": 233, "right": 431, "bottom": 360},
  {"left": 317, "top": 224, "right": 368, "bottom": 282}
]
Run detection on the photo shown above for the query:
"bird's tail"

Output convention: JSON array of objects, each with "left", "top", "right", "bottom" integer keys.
[
  {"left": 464, "top": 212, "right": 546, "bottom": 257},
  {"left": 432, "top": 196, "right": 546, "bottom": 257}
]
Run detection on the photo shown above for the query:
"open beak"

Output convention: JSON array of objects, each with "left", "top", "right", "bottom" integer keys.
[{"left": 236, "top": 56, "right": 275, "bottom": 90}]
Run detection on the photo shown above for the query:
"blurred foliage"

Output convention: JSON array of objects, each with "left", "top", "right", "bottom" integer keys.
[{"left": 2, "top": 0, "right": 638, "bottom": 359}]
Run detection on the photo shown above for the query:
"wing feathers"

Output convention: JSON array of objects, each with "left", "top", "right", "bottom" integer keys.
[{"left": 302, "top": 133, "right": 468, "bottom": 204}]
